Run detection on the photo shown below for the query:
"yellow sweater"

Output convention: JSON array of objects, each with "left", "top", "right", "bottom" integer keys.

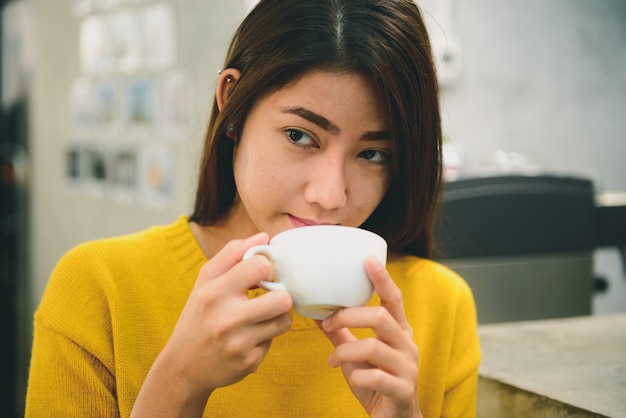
[{"left": 25, "top": 216, "right": 480, "bottom": 417}]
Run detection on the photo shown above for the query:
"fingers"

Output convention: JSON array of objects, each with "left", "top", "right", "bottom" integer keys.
[
  {"left": 365, "top": 256, "right": 413, "bottom": 336},
  {"left": 323, "top": 305, "right": 405, "bottom": 345},
  {"left": 317, "top": 258, "right": 420, "bottom": 410},
  {"left": 327, "top": 337, "right": 417, "bottom": 378},
  {"left": 315, "top": 320, "right": 357, "bottom": 348},
  {"left": 346, "top": 366, "right": 417, "bottom": 402},
  {"left": 247, "top": 311, "right": 293, "bottom": 345},
  {"left": 219, "top": 311, "right": 292, "bottom": 364},
  {"left": 194, "top": 233, "right": 279, "bottom": 301},
  {"left": 196, "top": 232, "right": 269, "bottom": 286},
  {"left": 195, "top": 255, "right": 292, "bottom": 331},
  {"left": 245, "top": 288, "right": 293, "bottom": 323},
  {"left": 159, "top": 232, "right": 293, "bottom": 397},
  {"left": 321, "top": 256, "right": 414, "bottom": 350},
  {"left": 193, "top": 231, "right": 293, "bottom": 328}
]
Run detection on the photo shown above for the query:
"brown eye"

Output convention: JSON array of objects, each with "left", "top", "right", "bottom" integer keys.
[
  {"left": 359, "top": 149, "right": 391, "bottom": 165},
  {"left": 285, "top": 129, "right": 316, "bottom": 147}
]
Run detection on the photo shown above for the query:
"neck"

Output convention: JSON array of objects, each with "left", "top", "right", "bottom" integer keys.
[{"left": 189, "top": 203, "right": 259, "bottom": 259}]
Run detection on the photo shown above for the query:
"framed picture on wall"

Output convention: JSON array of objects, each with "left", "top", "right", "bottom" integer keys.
[
  {"left": 64, "top": 143, "right": 84, "bottom": 191},
  {"left": 71, "top": 78, "right": 95, "bottom": 134},
  {"left": 80, "top": 15, "right": 112, "bottom": 74},
  {"left": 83, "top": 144, "right": 108, "bottom": 198},
  {"left": 110, "top": 146, "right": 137, "bottom": 204},
  {"left": 107, "top": 9, "right": 143, "bottom": 73},
  {"left": 142, "top": 3, "right": 176, "bottom": 70},
  {"left": 158, "top": 72, "right": 193, "bottom": 139},
  {"left": 93, "top": 78, "right": 119, "bottom": 135},
  {"left": 123, "top": 76, "right": 157, "bottom": 134},
  {"left": 138, "top": 144, "right": 172, "bottom": 209}
]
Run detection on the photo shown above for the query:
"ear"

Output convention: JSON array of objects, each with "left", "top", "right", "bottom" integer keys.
[{"left": 216, "top": 68, "right": 242, "bottom": 111}]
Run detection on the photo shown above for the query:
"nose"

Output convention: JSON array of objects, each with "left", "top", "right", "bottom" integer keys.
[{"left": 304, "top": 156, "right": 348, "bottom": 210}]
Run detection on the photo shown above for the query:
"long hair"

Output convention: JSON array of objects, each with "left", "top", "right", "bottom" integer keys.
[{"left": 190, "top": 0, "right": 442, "bottom": 258}]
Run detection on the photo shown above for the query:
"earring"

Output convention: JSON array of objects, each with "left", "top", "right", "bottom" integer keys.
[
  {"left": 225, "top": 76, "right": 234, "bottom": 83},
  {"left": 228, "top": 123, "right": 235, "bottom": 132}
]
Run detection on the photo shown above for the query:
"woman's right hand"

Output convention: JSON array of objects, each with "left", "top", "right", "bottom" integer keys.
[{"left": 131, "top": 232, "right": 293, "bottom": 417}]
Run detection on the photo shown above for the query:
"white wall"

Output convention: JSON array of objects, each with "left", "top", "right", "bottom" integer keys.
[
  {"left": 19, "top": 2, "right": 250, "bottom": 413},
  {"left": 28, "top": 0, "right": 246, "bottom": 308},
  {"left": 440, "top": 0, "right": 626, "bottom": 193}
]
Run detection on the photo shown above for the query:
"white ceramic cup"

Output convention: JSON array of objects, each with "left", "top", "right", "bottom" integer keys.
[{"left": 243, "top": 225, "right": 387, "bottom": 320}]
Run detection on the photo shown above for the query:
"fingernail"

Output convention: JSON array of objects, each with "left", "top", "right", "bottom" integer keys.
[
  {"left": 367, "top": 256, "right": 383, "bottom": 271},
  {"left": 327, "top": 354, "right": 335, "bottom": 367},
  {"left": 322, "top": 317, "right": 333, "bottom": 331},
  {"left": 247, "top": 232, "right": 267, "bottom": 243}
]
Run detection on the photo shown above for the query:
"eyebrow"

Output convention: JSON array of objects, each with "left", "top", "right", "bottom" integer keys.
[{"left": 280, "top": 106, "right": 390, "bottom": 141}]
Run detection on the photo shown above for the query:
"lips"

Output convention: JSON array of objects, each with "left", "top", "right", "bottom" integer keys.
[{"left": 288, "top": 215, "right": 336, "bottom": 228}]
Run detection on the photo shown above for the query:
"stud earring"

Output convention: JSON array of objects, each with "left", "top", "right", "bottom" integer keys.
[{"left": 228, "top": 123, "right": 235, "bottom": 132}]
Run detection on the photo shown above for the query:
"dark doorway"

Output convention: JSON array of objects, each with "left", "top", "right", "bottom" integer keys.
[{"left": 1, "top": 0, "right": 30, "bottom": 416}]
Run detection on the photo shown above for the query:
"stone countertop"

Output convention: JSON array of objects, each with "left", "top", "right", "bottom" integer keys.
[{"left": 478, "top": 313, "right": 626, "bottom": 417}]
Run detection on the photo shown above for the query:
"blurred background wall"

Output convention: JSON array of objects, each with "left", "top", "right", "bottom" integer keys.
[
  {"left": 4, "top": 0, "right": 248, "bottom": 415},
  {"left": 434, "top": 0, "right": 626, "bottom": 318},
  {"left": 1, "top": 0, "right": 625, "bottom": 416},
  {"left": 440, "top": 0, "right": 626, "bottom": 189}
]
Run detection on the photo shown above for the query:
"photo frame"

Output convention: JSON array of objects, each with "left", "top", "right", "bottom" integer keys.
[
  {"left": 64, "top": 143, "right": 84, "bottom": 191},
  {"left": 82, "top": 144, "right": 109, "bottom": 198},
  {"left": 142, "top": 3, "right": 176, "bottom": 70},
  {"left": 110, "top": 146, "right": 137, "bottom": 203},
  {"left": 123, "top": 76, "right": 157, "bottom": 133},
  {"left": 158, "top": 72, "right": 193, "bottom": 139},
  {"left": 138, "top": 144, "right": 172, "bottom": 209}
]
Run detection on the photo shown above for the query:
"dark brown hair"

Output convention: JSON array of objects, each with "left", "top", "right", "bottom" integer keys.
[{"left": 190, "top": 0, "right": 442, "bottom": 258}]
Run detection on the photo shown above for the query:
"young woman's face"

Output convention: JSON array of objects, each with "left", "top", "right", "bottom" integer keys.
[{"left": 231, "top": 70, "right": 393, "bottom": 238}]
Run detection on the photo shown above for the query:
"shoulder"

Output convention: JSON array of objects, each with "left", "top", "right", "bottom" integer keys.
[
  {"left": 35, "top": 217, "right": 199, "bottom": 341},
  {"left": 388, "top": 254, "right": 480, "bottom": 366},
  {"left": 61, "top": 217, "right": 182, "bottom": 262},
  {"left": 387, "top": 253, "right": 477, "bottom": 332},
  {"left": 54, "top": 215, "right": 193, "bottom": 276},
  {"left": 37, "top": 216, "right": 196, "bottom": 323},
  {"left": 387, "top": 254, "right": 472, "bottom": 298}
]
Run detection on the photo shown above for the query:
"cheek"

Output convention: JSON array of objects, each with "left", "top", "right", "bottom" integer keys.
[
  {"left": 365, "top": 185, "right": 388, "bottom": 214},
  {"left": 233, "top": 143, "right": 294, "bottom": 203},
  {"left": 351, "top": 173, "right": 390, "bottom": 222},
  {"left": 233, "top": 148, "right": 264, "bottom": 199}
]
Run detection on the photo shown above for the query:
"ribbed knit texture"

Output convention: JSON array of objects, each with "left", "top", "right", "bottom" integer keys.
[{"left": 25, "top": 216, "right": 480, "bottom": 417}]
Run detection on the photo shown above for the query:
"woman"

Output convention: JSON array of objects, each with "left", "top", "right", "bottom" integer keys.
[{"left": 25, "top": 1, "right": 479, "bottom": 417}]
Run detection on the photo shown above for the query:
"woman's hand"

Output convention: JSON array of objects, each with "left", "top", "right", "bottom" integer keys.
[
  {"left": 132, "top": 233, "right": 293, "bottom": 417},
  {"left": 317, "top": 257, "right": 422, "bottom": 418}
]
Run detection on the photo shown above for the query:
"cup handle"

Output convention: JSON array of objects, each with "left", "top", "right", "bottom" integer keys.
[
  {"left": 243, "top": 245, "right": 287, "bottom": 292},
  {"left": 258, "top": 280, "right": 287, "bottom": 291}
]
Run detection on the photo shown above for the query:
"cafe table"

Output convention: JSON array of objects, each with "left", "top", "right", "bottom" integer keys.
[{"left": 477, "top": 313, "right": 626, "bottom": 417}]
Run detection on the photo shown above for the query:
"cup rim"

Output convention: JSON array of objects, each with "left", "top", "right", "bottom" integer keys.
[{"left": 271, "top": 225, "right": 387, "bottom": 246}]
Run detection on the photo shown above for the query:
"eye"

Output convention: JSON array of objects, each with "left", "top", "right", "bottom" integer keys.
[
  {"left": 285, "top": 129, "right": 317, "bottom": 148},
  {"left": 359, "top": 149, "right": 392, "bottom": 165}
]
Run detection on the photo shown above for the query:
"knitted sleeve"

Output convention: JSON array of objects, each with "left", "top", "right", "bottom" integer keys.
[
  {"left": 25, "top": 322, "right": 119, "bottom": 417},
  {"left": 25, "top": 242, "right": 120, "bottom": 417}
]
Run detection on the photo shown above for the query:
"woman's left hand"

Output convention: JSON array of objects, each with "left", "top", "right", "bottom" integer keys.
[{"left": 317, "top": 257, "right": 423, "bottom": 418}]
